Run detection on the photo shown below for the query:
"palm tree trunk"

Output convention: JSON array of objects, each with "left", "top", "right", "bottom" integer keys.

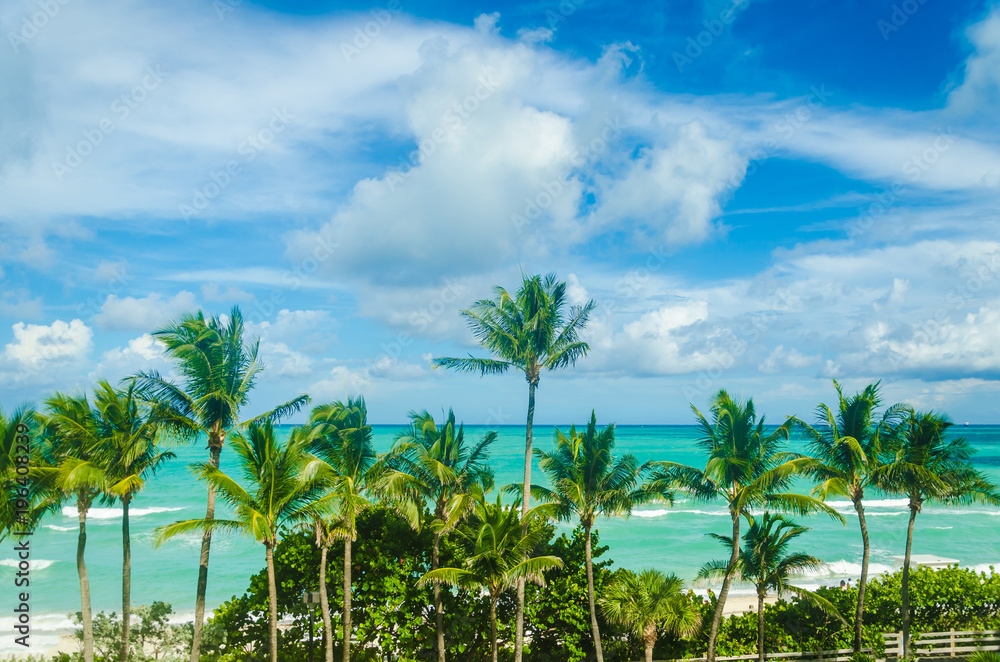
[
  {"left": 853, "top": 496, "right": 870, "bottom": 655},
  {"left": 120, "top": 495, "right": 132, "bottom": 662},
  {"left": 707, "top": 511, "right": 741, "bottom": 662},
  {"left": 343, "top": 538, "right": 352, "bottom": 662},
  {"left": 757, "top": 592, "right": 766, "bottom": 662},
  {"left": 584, "top": 524, "right": 604, "bottom": 662},
  {"left": 514, "top": 377, "right": 537, "bottom": 662},
  {"left": 190, "top": 443, "right": 221, "bottom": 662},
  {"left": 902, "top": 501, "right": 918, "bottom": 659},
  {"left": 77, "top": 501, "right": 94, "bottom": 662},
  {"left": 266, "top": 543, "right": 279, "bottom": 662},
  {"left": 490, "top": 597, "right": 499, "bottom": 662},
  {"left": 644, "top": 625, "right": 657, "bottom": 662},
  {"left": 319, "top": 538, "right": 334, "bottom": 662},
  {"left": 433, "top": 533, "right": 446, "bottom": 662}
]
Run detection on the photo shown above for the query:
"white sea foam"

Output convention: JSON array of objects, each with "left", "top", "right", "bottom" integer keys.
[
  {"left": 44, "top": 524, "right": 76, "bottom": 532},
  {"left": 0, "top": 558, "right": 57, "bottom": 570},
  {"left": 632, "top": 508, "right": 730, "bottom": 518},
  {"left": 61, "top": 506, "right": 185, "bottom": 520},
  {"left": 927, "top": 526, "right": 953, "bottom": 530},
  {"left": 800, "top": 560, "right": 894, "bottom": 578},
  {"left": 826, "top": 498, "right": 910, "bottom": 509},
  {"left": 970, "top": 563, "right": 1000, "bottom": 574}
]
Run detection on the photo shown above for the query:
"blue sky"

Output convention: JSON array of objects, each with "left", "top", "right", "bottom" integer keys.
[{"left": 2, "top": 0, "right": 1000, "bottom": 424}]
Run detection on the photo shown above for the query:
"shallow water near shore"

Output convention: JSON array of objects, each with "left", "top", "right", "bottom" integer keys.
[{"left": 3, "top": 424, "right": 999, "bottom": 656}]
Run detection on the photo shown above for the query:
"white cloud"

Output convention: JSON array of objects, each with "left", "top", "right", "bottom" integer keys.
[
  {"left": 948, "top": 7, "right": 1000, "bottom": 114},
  {"left": 91, "top": 333, "right": 169, "bottom": 380},
  {"left": 758, "top": 345, "right": 820, "bottom": 374},
  {"left": 93, "top": 291, "right": 198, "bottom": 332},
  {"left": 201, "top": 283, "right": 253, "bottom": 303},
  {"left": 0, "top": 319, "right": 93, "bottom": 383}
]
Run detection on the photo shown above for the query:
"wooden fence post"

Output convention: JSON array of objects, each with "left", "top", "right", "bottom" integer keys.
[{"left": 950, "top": 628, "right": 955, "bottom": 657}]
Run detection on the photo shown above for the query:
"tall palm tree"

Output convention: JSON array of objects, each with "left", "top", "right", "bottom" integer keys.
[
  {"left": 434, "top": 272, "right": 595, "bottom": 662},
  {"left": 699, "top": 513, "right": 842, "bottom": 662},
  {"left": 1, "top": 404, "right": 53, "bottom": 541},
  {"left": 531, "top": 410, "right": 670, "bottom": 662},
  {"left": 794, "top": 380, "right": 906, "bottom": 654},
  {"left": 35, "top": 393, "right": 110, "bottom": 662},
  {"left": 881, "top": 411, "right": 1000, "bottom": 658},
  {"left": 156, "top": 421, "right": 324, "bottom": 662},
  {"left": 301, "top": 398, "right": 378, "bottom": 662},
  {"left": 382, "top": 409, "right": 496, "bottom": 662},
  {"left": 91, "top": 379, "right": 179, "bottom": 662},
  {"left": 418, "top": 492, "right": 563, "bottom": 662},
  {"left": 135, "top": 306, "right": 309, "bottom": 661},
  {"left": 649, "top": 389, "right": 844, "bottom": 662},
  {"left": 600, "top": 569, "right": 701, "bottom": 662}
]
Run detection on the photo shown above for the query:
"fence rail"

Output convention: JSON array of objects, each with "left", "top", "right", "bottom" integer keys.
[
  {"left": 652, "top": 630, "right": 1000, "bottom": 662},
  {"left": 883, "top": 629, "right": 1000, "bottom": 657}
]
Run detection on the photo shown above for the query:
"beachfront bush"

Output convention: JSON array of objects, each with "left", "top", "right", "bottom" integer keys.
[
  {"left": 69, "top": 602, "right": 191, "bottom": 661},
  {"left": 524, "top": 526, "right": 622, "bottom": 661},
  {"left": 207, "top": 504, "right": 500, "bottom": 662}
]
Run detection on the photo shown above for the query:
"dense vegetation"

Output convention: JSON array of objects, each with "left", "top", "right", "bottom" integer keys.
[{"left": 2, "top": 273, "right": 999, "bottom": 662}]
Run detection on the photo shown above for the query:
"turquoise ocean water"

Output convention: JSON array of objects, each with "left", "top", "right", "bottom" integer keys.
[{"left": 4, "top": 425, "right": 999, "bottom": 654}]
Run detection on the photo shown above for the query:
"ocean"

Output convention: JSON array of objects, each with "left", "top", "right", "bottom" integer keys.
[{"left": 3, "top": 424, "right": 999, "bottom": 655}]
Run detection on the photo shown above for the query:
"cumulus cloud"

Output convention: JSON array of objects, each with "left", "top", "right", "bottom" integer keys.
[
  {"left": 93, "top": 291, "right": 198, "bottom": 331},
  {"left": 91, "top": 333, "right": 169, "bottom": 380},
  {"left": 0, "top": 319, "right": 93, "bottom": 383}
]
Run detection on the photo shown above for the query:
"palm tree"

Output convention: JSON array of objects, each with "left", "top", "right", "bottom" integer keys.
[
  {"left": 418, "top": 492, "right": 563, "bottom": 662},
  {"left": 881, "top": 411, "right": 1000, "bottom": 658},
  {"left": 35, "top": 393, "right": 110, "bottom": 662},
  {"left": 794, "top": 380, "right": 906, "bottom": 654},
  {"left": 135, "top": 306, "right": 309, "bottom": 662},
  {"left": 531, "top": 410, "right": 670, "bottom": 662},
  {"left": 600, "top": 569, "right": 701, "bottom": 662},
  {"left": 433, "top": 272, "right": 595, "bottom": 662},
  {"left": 1, "top": 404, "right": 52, "bottom": 541},
  {"left": 649, "top": 389, "right": 844, "bottom": 662},
  {"left": 156, "top": 421, "right": 324, "bottom": 662},
  {"left": 699, "top": 513, "right": 842, "bottom": 662},
  {"left": 301, "top": 398, "right": 378, "bottom": 662},
  {"left": 91, "top": 379, "right": 179, "bottom": 662},
  {"left": 382, "top": 409, "right": 496, "bottom": 662}
]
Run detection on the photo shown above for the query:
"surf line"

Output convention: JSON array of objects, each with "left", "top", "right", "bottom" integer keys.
[{"left": 10, "top": 420, "right": 32, "bottom": 648}]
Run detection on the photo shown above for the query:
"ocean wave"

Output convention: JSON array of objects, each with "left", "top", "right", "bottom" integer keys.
[
  {"left": 927, "top": 526, "right": 953, "bottom": 530},
  {"left": 800, "top": 560, "right": 894, "bottom": 577},
  {"left": 632, "top": 509, "right": 730, "bottom": 518},
  {"left": 826, "top": 498, "right": 910, "bottom": 509},
  {"left": 0, "top": 559, "right": 57, "bottom": 570},
  {"left": 44, "top": 524, "right": 77, "bottom": 532},
  {"left": 61, "top": 506, "right": 185, "bottom": 520}
]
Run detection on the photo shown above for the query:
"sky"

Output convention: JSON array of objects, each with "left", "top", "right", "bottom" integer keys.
[{"left": 1, "top": 0, "right": 1000, "bottom": 425}]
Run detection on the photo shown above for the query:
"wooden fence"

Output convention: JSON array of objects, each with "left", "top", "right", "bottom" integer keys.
[
  {"left": 882, "top": 629, "right": 1000, "bottom": 658},
  {"left": 652, "top": 630, "right": 1000, "bottom": 662}
]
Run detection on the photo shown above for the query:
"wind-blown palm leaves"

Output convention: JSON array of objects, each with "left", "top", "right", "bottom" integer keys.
[
  {"left": 649, "top": 390, "right": 844, "bottom": 662},
  {"left": 155, "top": 421, "right": 324, "bottom": 662},
  {"left": 35, "top": 392, "right": 111, "bottom": 662},
  {"left": 531, "top": 410, "right": 671, "bottom": 662},
  {"left": 300, "top": 398, "right": 378, "bottom": 662},
  {"left": 433, "top": 272, "right": 595, "bottom": 662},
  {"left": 1, "top": 404, "right": 53, "bottom": 541},
  {"left": 418, "top": 492, "right": 563, "bottom": 662},
  {"left": 382, "top": 409, "right": 495, "bottom": 662},
  {"left": 699, "top": 513, "right": 842, "bottom": 662},
  {"left": 134, "top": 306, "right": 309, "bottom": 662},
  {"left": 88, "top": 379, "right": 178, "bottom": 662},
  {"left": 794, "top": 380, "right": 906, "bottom": 654},
  {"left": 881, "top": 411, "right": 1000, "bottom": 658},
  {"left": 600, "top": 569, "right": 701, "bottom": 662}
]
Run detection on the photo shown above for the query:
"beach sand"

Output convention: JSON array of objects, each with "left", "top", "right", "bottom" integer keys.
[{"left": 722, "top": 595, "right": 780, "bottom": 615}]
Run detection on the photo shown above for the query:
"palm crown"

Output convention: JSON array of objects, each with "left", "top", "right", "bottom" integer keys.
[{"left": 433, "top": 273, "right": 596, "bottom": 384}]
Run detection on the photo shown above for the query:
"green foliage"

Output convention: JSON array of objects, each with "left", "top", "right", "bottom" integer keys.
[
  {"left": 208, "top": 505, "right": 495, "bottom": 662},
  {"left": 69, "top": 602, "right": 191, "bottom": 661},
  {"left": 525, "top": 526, "right": 619, "bottom": 662}
]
